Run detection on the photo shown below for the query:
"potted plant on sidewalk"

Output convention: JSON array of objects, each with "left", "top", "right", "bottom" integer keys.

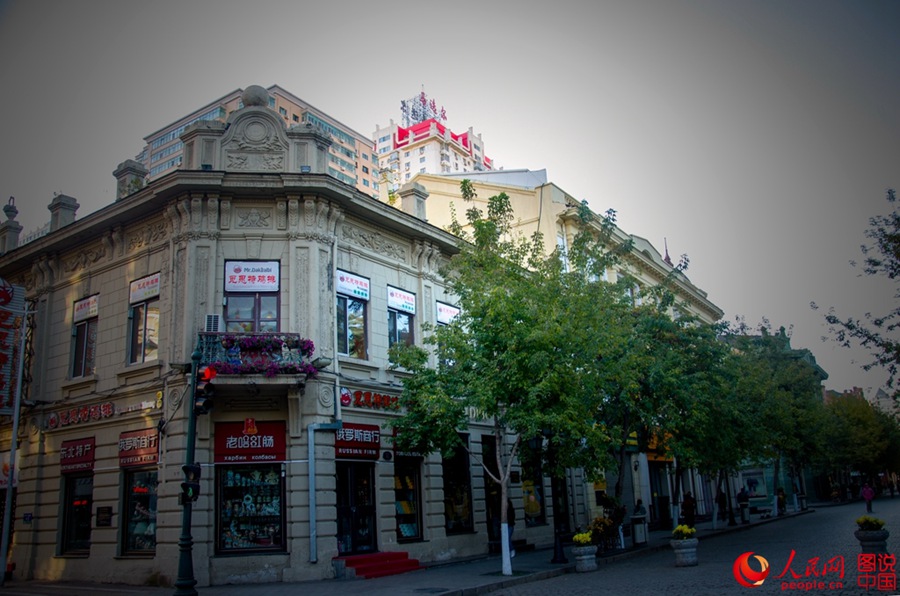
[
  {"left": 670, "top": 524, "right": 698, "bottom": 566},
  {"left": 855, "top": 516, "right": 889, "bottom": 554},
  {"left": 571, "top": 532, "right": 597, "bottom": 572}
]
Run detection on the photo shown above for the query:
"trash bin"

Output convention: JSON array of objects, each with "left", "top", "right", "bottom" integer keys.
[
  {"left": 631, "top": 515, "right": 647, "bottom": 546},
  {"left": 739, "top": 502, "right": 750, "bottom": 524},
  {"left": 799, "top": 493, "right": 808, "bottom": 511}
]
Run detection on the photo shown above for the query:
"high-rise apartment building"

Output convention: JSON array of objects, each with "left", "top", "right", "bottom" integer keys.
[
  {"left": 139, "top": 85, "right": 382, "bottom": 198},
  {"left": 373, "top": 91, "right": 493, "bottom": 197}
]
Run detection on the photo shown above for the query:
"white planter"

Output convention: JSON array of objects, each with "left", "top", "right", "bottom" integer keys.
[
  {"left": 670, "top": 538, "right": 699, "bottom": 567},
  {"left": 572, "top": 545, "right": 598, "bottom": 572}
]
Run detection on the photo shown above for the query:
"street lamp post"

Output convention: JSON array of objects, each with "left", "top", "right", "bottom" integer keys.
[{"left": 173, "top": 347, "right": 201, "bottom": 596}]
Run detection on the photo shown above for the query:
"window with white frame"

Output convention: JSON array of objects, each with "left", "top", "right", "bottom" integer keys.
[
  {"left": 387, "top": 286, "right": 415, "bottom": 348},
  {"left": 72, "top": 295, "right": 99, "bottom": 377},
  {"left": 128, "top": 273, "right": 160, "bottom": 364},
  {"left": 223, "top": 261, "right": 280, "bottom": 333},
  {"left": 336, "top": 270, "right": 369, "bottom": 359}
]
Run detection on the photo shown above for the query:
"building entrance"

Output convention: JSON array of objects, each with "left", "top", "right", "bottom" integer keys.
[{"left": 336, "top": 461, "right": 376, "bottom": 555}]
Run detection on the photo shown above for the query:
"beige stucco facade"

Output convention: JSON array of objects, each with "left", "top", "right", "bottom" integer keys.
[{"left": 0, "top": 87, "right": 578, "bottom": 587}]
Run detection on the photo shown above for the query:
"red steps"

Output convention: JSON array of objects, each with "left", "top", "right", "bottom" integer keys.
[{"left": 334, "top": 551, "right": 423, "bottom": 579}]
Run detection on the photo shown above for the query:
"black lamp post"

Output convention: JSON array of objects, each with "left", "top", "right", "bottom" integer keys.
[{"left": 173, "top": 347, "right": 201, "bottom": 596}]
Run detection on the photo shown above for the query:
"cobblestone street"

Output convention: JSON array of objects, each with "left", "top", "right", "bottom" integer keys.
[{"left": 490, "top": 498, "right": 900, "bottom": 596}]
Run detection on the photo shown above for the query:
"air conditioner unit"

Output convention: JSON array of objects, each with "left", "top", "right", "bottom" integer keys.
[{"left": 205, "top": 314, "right": 224, "bottom": 333}]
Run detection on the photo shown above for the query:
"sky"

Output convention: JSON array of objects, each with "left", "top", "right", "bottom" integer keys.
[{"left": 0, "top": 0, "right": 897, "bottom": 394}]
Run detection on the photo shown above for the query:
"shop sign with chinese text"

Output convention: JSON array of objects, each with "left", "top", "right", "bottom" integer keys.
[
  {"left": 335, "top": 422, "right": 381, "bottom": 460},
  {"left": 336, "top": 270, "right": 370, "bottom": 301},
  {"left": 129, "top": 272, "right": 160, "bottom": 303},
  {"left": 215, "top": 420, "right": 286, "bottom": 463},
  {"left": 0, "top": 278, "right": 25, "bottom": 412},
  {"left": 60, "top": 437, "right": 96, "bottom": 472},
  {"left": 118, "top": 428, "right": 159, "bottom": 467},
  {"left": 387, "top": 286, "right": 416, "bottom": 314},
  {"left": 225, "top": 261, "right": 280, "bottom": 292}
]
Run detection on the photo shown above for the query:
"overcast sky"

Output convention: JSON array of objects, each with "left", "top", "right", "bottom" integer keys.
[{"left": 0, "top": 0, "right": 897, "bottom": 393}]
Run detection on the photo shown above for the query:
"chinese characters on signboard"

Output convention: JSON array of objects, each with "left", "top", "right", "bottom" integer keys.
[
  {"left": 129, "top": 272, "right": 161, "bottom": 303},
  {"left": 387, "top": 286, "right": 415, "bottom": 314},
  {"left": 118, "top": 429, "right": 159, "bottom": 467},
  {"left": 436, "top": 301, "right": 460, "bottom": 325},
  {"left": 224, "top": 261, "right": 280, "bottom": 293},
  {"left": 215, "top": 420, "right": 286, "bottom": 463},
  {"left": 60, "top": 437, "right": 96, "bottom": 472},
  {"left": 0, "top": 279, "right": 25, "bottom": 410},
  {"left": 335, "top": 423, "right": 381, "bottom": 460},
  {"left": 336, "top": 270, "right": 370, "bottom": 301}
]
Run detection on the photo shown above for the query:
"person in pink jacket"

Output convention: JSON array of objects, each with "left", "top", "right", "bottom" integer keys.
[{"left": 861, "top": 483, "right": 875, "bottom": 513}]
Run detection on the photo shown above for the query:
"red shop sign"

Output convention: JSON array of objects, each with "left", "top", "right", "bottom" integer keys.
[
  {"left": 60, "top": 437, "right": 96, "bottom": 472},
  {"left": 118, "top": 428, "right": 159, "bottom": 468},
  {"left": 214, "top": 420, "right": 286, "bottom": 463},
  {"left": 335, "top": 422, "right": 381, "bottom": 460}
]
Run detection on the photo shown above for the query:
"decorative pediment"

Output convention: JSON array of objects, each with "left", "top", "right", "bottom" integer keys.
[{"left": 221, "top": 109, "right": 289, "bottom": 172}]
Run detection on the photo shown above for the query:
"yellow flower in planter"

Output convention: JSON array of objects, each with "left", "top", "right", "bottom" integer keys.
[
  {"left": 672, "top": 524, "right": 696, "bottom": 540},
  {"left": 856, "top": 515, "right": 886, "bottom": 531},
  {"left": 573, "top": 532, "right": 593, "bottom": 545}
]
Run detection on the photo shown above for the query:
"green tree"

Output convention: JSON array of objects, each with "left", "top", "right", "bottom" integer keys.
[
  {"left": 815, "top": 189, "right": 900, "bottom": 392},
  {"left": 389, "top": 181, "right": 625, "bottom": 575},
  {"left": 725, "top": 324, "right": 829, "bottom": 503},
  {"left": 821, "top": 393, "right": 889, "bottom": 478}
]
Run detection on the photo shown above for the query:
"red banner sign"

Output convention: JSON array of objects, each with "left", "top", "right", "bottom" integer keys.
[
  {"left": 335, "top": 422, "right": 381, "bottom": 460},
  {"left": 0, "top": 279, "right": 25, "bottom": 411},
  {"left": 214, "top": 420, "right": 286, "bottom": 463},
  {"left": 60, "top": 437, "right": 96, "bottom": 472},
  {"left": 118, "top": 428, "right": 159, "bottom": 468}
]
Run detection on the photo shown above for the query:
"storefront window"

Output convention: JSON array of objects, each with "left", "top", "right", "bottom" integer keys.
[
  {"left": 442, "top": 435, "right": 474, "bottom": 534},
  {"left": 394, "top": 457, "right": 422, "bottom": 542},
  {"left": 216, "top": 463, "right": 285, "bottom": 553},
  {"left": 123, "top": 469, "right": 157, "bottom": 553},
  {"left": 62, "top": 474, "right": 93, "bottom": 553},
  {"left": 520, "top": 438, "right": 546, "bottom": 527}
]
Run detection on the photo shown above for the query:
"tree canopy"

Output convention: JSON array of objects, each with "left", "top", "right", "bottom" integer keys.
[{"left": 815, "top": 189, "right": 900, "bottom": 393}]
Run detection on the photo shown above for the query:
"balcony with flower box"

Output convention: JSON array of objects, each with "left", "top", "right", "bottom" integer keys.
[{"left": 196, "top": 332, "right": 321, "bottom": 397}]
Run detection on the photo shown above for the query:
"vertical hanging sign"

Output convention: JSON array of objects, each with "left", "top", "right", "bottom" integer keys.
[{"left": 0, "top": 279, "right": 25, "bottom": 414}]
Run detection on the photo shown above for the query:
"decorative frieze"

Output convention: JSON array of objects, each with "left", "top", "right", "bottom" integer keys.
[{"left": 342, "top": 224, "right": 406, "bottom": 263}]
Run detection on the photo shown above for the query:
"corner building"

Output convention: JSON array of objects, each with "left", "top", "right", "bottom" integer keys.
[{"left": 0, "top": 86, "right": 544, "bottom": 587}]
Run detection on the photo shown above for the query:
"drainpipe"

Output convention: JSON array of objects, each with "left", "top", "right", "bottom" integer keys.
[{"left": 308, "top": 368, "right": 342, "bottom": 564}]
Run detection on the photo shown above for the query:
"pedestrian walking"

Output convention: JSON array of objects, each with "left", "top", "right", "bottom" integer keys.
[
  {"left": 716, "top": 489, "right": 727, "bottom": 521},
  {"left": 861, "top": 482, "right": 875, "bottom": 513}
]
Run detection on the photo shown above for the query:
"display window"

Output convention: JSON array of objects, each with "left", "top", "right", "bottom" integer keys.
[
  {"left": 123, "top": 469, "right": 158, "bottom": 553},
  {"left": 216, "top": 463, "right": 285, "bottom": 553},
  {"left": 62, "top": 474, "right": 93, "bottom": 553},
  {"left": 442, "top": 434, "right": 474, "bottom": 534},
  {"left": 214, "top": 419, "right": 287, "bottom": 554},
  {"left": 393, "top": 457, "right": 422, "bottom": 542}
]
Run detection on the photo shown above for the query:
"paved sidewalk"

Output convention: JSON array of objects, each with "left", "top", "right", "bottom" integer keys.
[{"left": 0, "top": 504, "right": 821, "bottom": 596}]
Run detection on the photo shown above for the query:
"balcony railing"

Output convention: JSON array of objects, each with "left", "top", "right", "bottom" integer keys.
[{"left": 197, "top": 333, "right": 318, "bottom": 378}]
